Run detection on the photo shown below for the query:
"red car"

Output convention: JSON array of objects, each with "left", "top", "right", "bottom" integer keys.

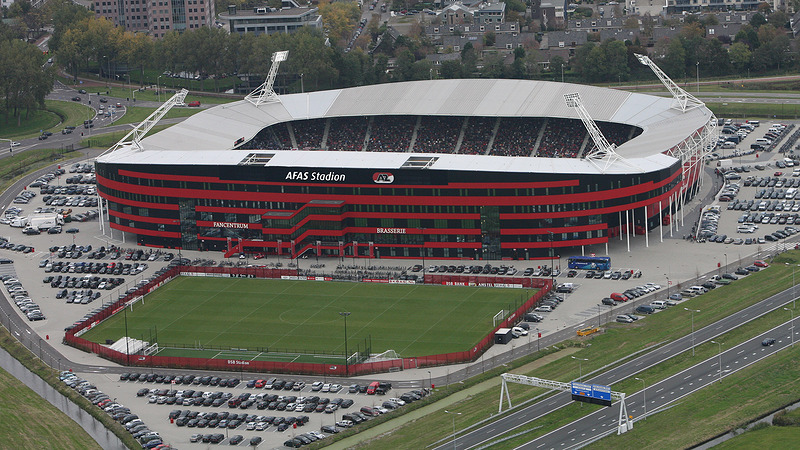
[
  {"left": 254, "top": 379, "right": 265, "bottom": 388},
  {"left": 187, "top": 101, "right": 201, "bottom": 107},
  {"left": 754, "top": 260, "right": 769, "bottom": 268},
  {"left": 774, "top": 171, "right": 783, "bottom": 176}
]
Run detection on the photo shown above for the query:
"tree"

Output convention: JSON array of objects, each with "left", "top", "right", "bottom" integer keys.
[
  {"left": 0, "top": 39, "right": 54, "bottom": 125},
  {"left": 47, "top": 0, "right": 92, "bottom": 53},
  {"left": 750, "top": 13, "right": 767, "bottom": 29},
  {"left": 602, "top": 39, "right": 629, "bottom": 82},
  {"left": 393, "top": 48, "right": 415, "bottom": 81},
  {"left": 483, "top": 31, "right": 496, "bottom": 47},
  {"left": 698, "top": 38, "right": 730, "bottom": 76},
  {"left": 461, "top": 42, "right": 477, "bottom": 77},
  {"left": 660, "top": 38, "right": 686, "bottom": 79},
  {"left": 767, "top": 11, "right": 789, "bottom": 29},
  {"left": 728, "top": 42, "right": 752, "bottom": 71},
  {"left": 439, "top": 59, "right": 463, "bottom": 79},
  {"left": 318, "top": 0, "right": 361, "bottom": 45}
]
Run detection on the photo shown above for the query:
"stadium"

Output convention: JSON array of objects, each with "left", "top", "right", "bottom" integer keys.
[{"left": 94, "top": 54, "right": 717, "bottom": 261}]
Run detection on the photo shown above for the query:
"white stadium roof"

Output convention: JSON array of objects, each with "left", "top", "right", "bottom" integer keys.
[{"left": 99, "top": 79, "right": 713, "bottom": 175}]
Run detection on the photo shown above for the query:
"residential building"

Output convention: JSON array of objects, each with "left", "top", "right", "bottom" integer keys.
[{"left": 94, "top": 0, "right": 216, "bottom": 38}]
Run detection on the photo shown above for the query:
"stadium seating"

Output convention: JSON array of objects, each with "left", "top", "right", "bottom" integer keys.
[{"left": 238, "top": 116, "right": 639, "bottom": 159}]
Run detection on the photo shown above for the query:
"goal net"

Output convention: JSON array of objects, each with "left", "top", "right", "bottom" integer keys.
[{"left": 493, "top": 310, "right": 507, "bottom": 328}]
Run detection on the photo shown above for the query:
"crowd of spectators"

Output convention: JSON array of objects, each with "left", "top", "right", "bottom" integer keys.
[
  {"left": 536, "top": 118, "right": 586, "bottom": 158},
  {"left": 458, "top": 117, "right": 495, "bottom": 155},
  {"left": 491, "top": 117, "right": 545, "bottom": 157},
  {"left": 293, "top": 118, "right": 326, "bottom": 149},
  {"left": 234, "top": 116, "right": 639, "bottom": 158},
  {"left": 326, "top": 117, "right": 369, "bottom": 151},
  {"left": 413, "top": 116, "right": 462, "bottom": 153},
  {"left": 367, "top": 115, "right": 416, "bottom": 152}
]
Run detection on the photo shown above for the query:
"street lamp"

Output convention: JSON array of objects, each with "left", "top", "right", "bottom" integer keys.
[
  {"left": 339, "top": 312, "right": 351, "bottom": 376},
  {"left": 710, "top": 340, "right": 723, "bottom": 383},
  {"left": 685, "top": 308, "right": 700, "bottom": 356},
  {"left": 419, "top": 227, "right": 426, "bottom": 284},
  {"left": 157, "top": 75, "right": 162, "bottom": 102},
  {"left": 723, "top": 253, "right": 728, "bottom": 273},
  {"left": 785, "top": 307, "right": 795, "bottom": 347},
  {"left": 561, "top": 64, "right": 565, "bottom": 83},
  {"left": 444, "top": 410, "right": 461, "bottom": 450},
  {"left": 634, "top": 377, "right": 646, "bottom": 420},
  {"left": 427, "top": 370, "right": 432, "bottom": 390},
  {"left": 571, "top": 356, "right": 589, "bottom": 382},
  {"left": 696, "top": 61, "right": 699, "bottom": 93}
]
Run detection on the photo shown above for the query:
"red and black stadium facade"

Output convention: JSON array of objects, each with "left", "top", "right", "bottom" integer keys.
[{"left": 95, "top": 79, "right": 715, "bottom": 261}]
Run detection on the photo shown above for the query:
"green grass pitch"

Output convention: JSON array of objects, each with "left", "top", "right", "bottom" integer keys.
[{"left": 81, "top": 277, "right": 535, "bottom": 359}]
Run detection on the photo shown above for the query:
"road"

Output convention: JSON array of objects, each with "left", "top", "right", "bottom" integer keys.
[{"left": 434, "top": 284, "right": 799, "bottom": 449}]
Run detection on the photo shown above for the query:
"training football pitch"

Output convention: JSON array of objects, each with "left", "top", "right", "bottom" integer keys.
[{"left": 81, "top": 277, "right": 533, "bottom": 362}]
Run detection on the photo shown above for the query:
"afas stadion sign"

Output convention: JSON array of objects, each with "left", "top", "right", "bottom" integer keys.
[{"left": 281, "top": 171, "right": 395, "bottom": 184}]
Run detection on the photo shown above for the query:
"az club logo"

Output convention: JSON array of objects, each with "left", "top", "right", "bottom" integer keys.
[{"left": 373, "top": 172, "right": 394, "bottom": 184}]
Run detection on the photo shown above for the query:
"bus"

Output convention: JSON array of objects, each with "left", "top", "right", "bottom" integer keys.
[{"left": 567, "top": 256, "right": 611, "bottom": 271}]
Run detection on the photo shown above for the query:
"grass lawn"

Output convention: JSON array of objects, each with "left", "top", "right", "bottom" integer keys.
[
  {"left": 109, "top": 105, "right": 204, "bottom": 126},
  {"left": 80, "top": 123, "right": 175, "bottom": 149},
  {"left": 0, "top": 148, "right": 80, "bottom": 194},
  {"left": 81, "top": 277, "right": 532, "bottom": 359},
  {"left": 0, "top": 366, "right": 101, "bottom": 450},
  {"left": 358, "top": 252, "right": 800, "bottom": 449},
  {"left": 714, "top": 426, "right": 800, "bottom": 450},
  {"left": 0, "top": 100, "right": 93, "bottom": 140},
  {"left": 706, "top": 102, "right": 800, "bottom": 119}
]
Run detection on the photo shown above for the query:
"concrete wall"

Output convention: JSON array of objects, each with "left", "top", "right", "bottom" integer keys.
[{"left": 0, "top": 348, "right": 127, "bottom": 450}]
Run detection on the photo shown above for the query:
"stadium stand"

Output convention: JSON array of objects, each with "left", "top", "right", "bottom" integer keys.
[
  {"left": 327, "top": 117, "right": 369, "bottom": 151},
  {"left": 536, "top": 118, "right": 587, "bottom": 158},
  {"left": 293, "top": 118, "right": 326, "bottom": 149},
  {"left": 491, "top": 117, "right": 546, "bottom": 157},
  {"left": 459, "top": 117, "right": 495, "bottom": 155},
  {"left": 413, "top": 116, "right": 463, "bottom": 154},
  {"left": 240, "top": 124, "right": 293, "bottom": 150},
  {"left": 367, "top": 115, "right": 416, "bottom": 152}
]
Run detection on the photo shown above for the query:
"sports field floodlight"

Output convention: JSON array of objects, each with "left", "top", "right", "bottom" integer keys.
[
  {"left": 635, "top": 53, "right": 704, "bottom": 113},
  {"left": 339, "top": 312, "right": 351, "bottom": 376},
  {"left": 564, "top": 92, "right": 636, "bottom": 173},
  {"left": 245, "top": 50, "right": 289, "bottom": 106}
]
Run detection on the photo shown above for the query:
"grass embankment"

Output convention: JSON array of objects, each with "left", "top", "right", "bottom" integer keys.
[
  {"left": 0, "top": 327, "right": 139, "bottom": 449},
  {"left": 715, "top": 426, "right": 800, "bottom": 450},
  {"left": 80, "top": 123, "right": 175, "bottom": 149},
  {"left": 0, "top": 100, "right": 94, "bottom": 140},
  {"left": 0, "top": 365, "right": 101, "bottom": 450},
  {"left": 0, "top": 148, "right": 82, "bottom": 194},
  {"left": 350, "top": 253, "right": 800, "bottom": 449},
  {"left": 706, "top": 102, "right": 799, "bottom": 120}
]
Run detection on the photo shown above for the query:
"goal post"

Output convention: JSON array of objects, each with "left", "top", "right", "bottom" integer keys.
[{"left": 493, "top": 310, "right": 507, "bottom": 328}]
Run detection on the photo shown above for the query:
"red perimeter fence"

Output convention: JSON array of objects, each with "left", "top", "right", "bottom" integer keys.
[{"left": 64, "top": 266, "right": 552, "bottom": 376}]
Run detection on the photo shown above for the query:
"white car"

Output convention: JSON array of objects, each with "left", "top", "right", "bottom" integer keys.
[
  {"left": 329, "top": 384, "right": 342, "bottom": 392},
  {"left": 534, "top": 305, "right": 552, "bottom": 313},
  {"left": 246, "top": 422, "right": 256, "bottom": 430},
  {"left": 256, "top": 422, "right": 268, "bottom": 431},
  {"left": 322, "top": 383, "right": 331, "bottom": 392},
  {"left": 311, "top": 381, "right": 323, "bottom": 391},
  {"left": 388, "top": 397, "right": 405, "bottom": 406}
]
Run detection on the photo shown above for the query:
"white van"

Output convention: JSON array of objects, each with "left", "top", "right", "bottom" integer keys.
[
  {"left": 511, "top": 326, "right": 528, "bottom": 337},
  {"left": 755, "top": 138, "right": 772, "bottom": 145},
  {"left": 784, "top": 158, "right": 795, "bottom": 167},
  {"left": 651, "top": 300, "right": 667, "bottom": 310},
  {"left": 535, "top": 305, "right": 552, "bottom": 313},
  {"left": 688, "top": 286, "right": 707, "bottom": 294},
  {"left": 786, "top": 188, "right": 797, "bottom": 199},
  {"left": 746, "top": 120, "right": 760, "bottom": 127}
]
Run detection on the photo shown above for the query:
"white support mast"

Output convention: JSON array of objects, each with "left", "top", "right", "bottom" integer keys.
[
  {"left": 635, "top": 53, "right": 705, "bottom": 112},
  {"left": 245, "top": 50, "right": 289, "bottom": 106},
  {"left": 499, "top": 373, "right": 633, "bottom": 435},
  {"left": 101, "top": 88, "right": 188, "bottom": 156},
  {"left": 564, "top": 92, "right": 638, "bottom": 173}
]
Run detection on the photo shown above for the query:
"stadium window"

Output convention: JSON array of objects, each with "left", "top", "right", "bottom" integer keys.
[
  {"left": 140, "top": 208, "right": 149, "bottom": 217},
  {"left": 123, "top": 206, "right": 132, "bottom": 215}
]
